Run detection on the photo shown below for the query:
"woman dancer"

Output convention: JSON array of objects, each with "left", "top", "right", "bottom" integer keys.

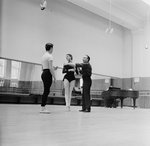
[{"left": 62, "top": 54, "right": 75, "bottom": 111}]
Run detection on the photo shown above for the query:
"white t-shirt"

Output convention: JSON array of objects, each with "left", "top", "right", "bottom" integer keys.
[{"left": 41, "top": 52, "right": 53, "bottom": 70}]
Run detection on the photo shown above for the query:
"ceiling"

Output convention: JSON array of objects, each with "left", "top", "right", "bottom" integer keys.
[{"left": 67, "top": 0, "right": 150, "bottom": 30}]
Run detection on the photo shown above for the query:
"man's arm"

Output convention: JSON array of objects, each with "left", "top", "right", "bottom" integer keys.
[
  {"left": 75, "top": 63, "right": 83, "bottom": 68},
  {"left": 75, "top": 63, "right": 83, "bottom": 75},
  {"left": 49, "top": 60, "right": 56, "bottom": 82}
]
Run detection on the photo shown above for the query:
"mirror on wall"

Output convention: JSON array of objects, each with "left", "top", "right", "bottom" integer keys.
[
  {"left": 0, "top": 58, "right": 41, "bottom": 86},
  {"left": 0, "top": 58, "right": 43, "bottom": 94},
  {"left": 0, "top": 57, "right": 118, "bottom": 95}
]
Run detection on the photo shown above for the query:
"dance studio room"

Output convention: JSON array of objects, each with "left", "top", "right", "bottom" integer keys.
[{"left": 0, "top": 0, "right": 150, "bottom": 146}]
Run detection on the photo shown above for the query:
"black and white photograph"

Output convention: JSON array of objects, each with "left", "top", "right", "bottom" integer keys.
[{"left": 0, "top": 0, "right": 150, "bottom": 146}]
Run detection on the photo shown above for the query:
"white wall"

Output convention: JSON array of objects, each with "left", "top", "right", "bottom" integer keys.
[
  {"left": 0, "top": 0, "right": 2, "bottom": 55},
  {"left": 0, "top": 0, "right": 124, "bottom": 78},
  {"left": 122, "top": 28, "right": 132, "bottom": 78},
  {"left": 122, "top": 20, "right": 150, "bottom": 78},
  {"left": 142, "top": 19, "right": 150, "bottom": 77}
]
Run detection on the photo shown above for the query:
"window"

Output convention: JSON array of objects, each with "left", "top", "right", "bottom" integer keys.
[
  {"left": 11, "top": 61, "right": 21, "bottom": 80},
  {"left": 10, "top": 80, "right": 19, "bottom": 88},
  {"left": 10, "top": 61, "right": 21, "bottom": 87},
  {"left": 0, "top": 80, "right": 4, "bottom": 87},
  {"left": 0, "top": 59, "right": 5, "bottom": 78}
]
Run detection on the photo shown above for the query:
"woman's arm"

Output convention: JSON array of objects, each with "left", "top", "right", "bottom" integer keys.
[
  {"left": 62, "top": 65, "right": 68, "bottom": 74},
  {"left": 62, "top": 63, "right": 75, "bottom": 73}
]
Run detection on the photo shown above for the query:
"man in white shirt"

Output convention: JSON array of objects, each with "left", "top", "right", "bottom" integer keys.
[{"left": 40, "top": 43, "right": 56, "bottom": 114}]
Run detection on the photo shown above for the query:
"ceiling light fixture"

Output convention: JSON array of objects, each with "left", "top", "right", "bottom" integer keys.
[
  {"left": 40, "top": 0, "right": 47, "bottom": 10},
  {"left": 105, "top": 0, "right": 113, "bottom": 34}
]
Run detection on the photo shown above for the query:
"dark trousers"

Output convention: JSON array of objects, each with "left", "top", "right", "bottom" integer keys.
[
  {"left": 82, "top": 77, "right": 92, "bottom": 111},
  {"left": 41, "top": 69, "right": 52, "bottom": 106}
]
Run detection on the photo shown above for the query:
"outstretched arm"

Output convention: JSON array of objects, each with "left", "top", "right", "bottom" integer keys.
[
  {"left": 53, "top": 66, "right": 58, "bottom": 70},
  {"left": 75, "top": 63, "right": 83, "bottom": 67},
  {"left": 75, "top": 63, "right": 83, "bottom": 75},
  {"left": 62, "top": 63, "right": 75, "bottom": 73}
]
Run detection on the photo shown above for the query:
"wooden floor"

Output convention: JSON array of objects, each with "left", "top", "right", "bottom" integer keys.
[{"left": 0, "top": 104, "right": 150, "bottom": 146}]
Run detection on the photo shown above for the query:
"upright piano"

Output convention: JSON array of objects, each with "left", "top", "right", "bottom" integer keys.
[{"left": 101, "top": 87, "right": 139, "bottom": 109}]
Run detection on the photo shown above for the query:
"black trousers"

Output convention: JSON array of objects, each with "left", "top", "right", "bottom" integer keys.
[
  {"left": 41, "top": 69, "right": 52, "bottom": 106},
  {"left": 82, "top": 77, "right": 92, "bottom": 111}
]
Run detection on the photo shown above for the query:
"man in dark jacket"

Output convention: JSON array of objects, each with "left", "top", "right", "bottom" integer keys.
[{"left": 76, "top": 55, "right": 92, "bottom": 112}]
